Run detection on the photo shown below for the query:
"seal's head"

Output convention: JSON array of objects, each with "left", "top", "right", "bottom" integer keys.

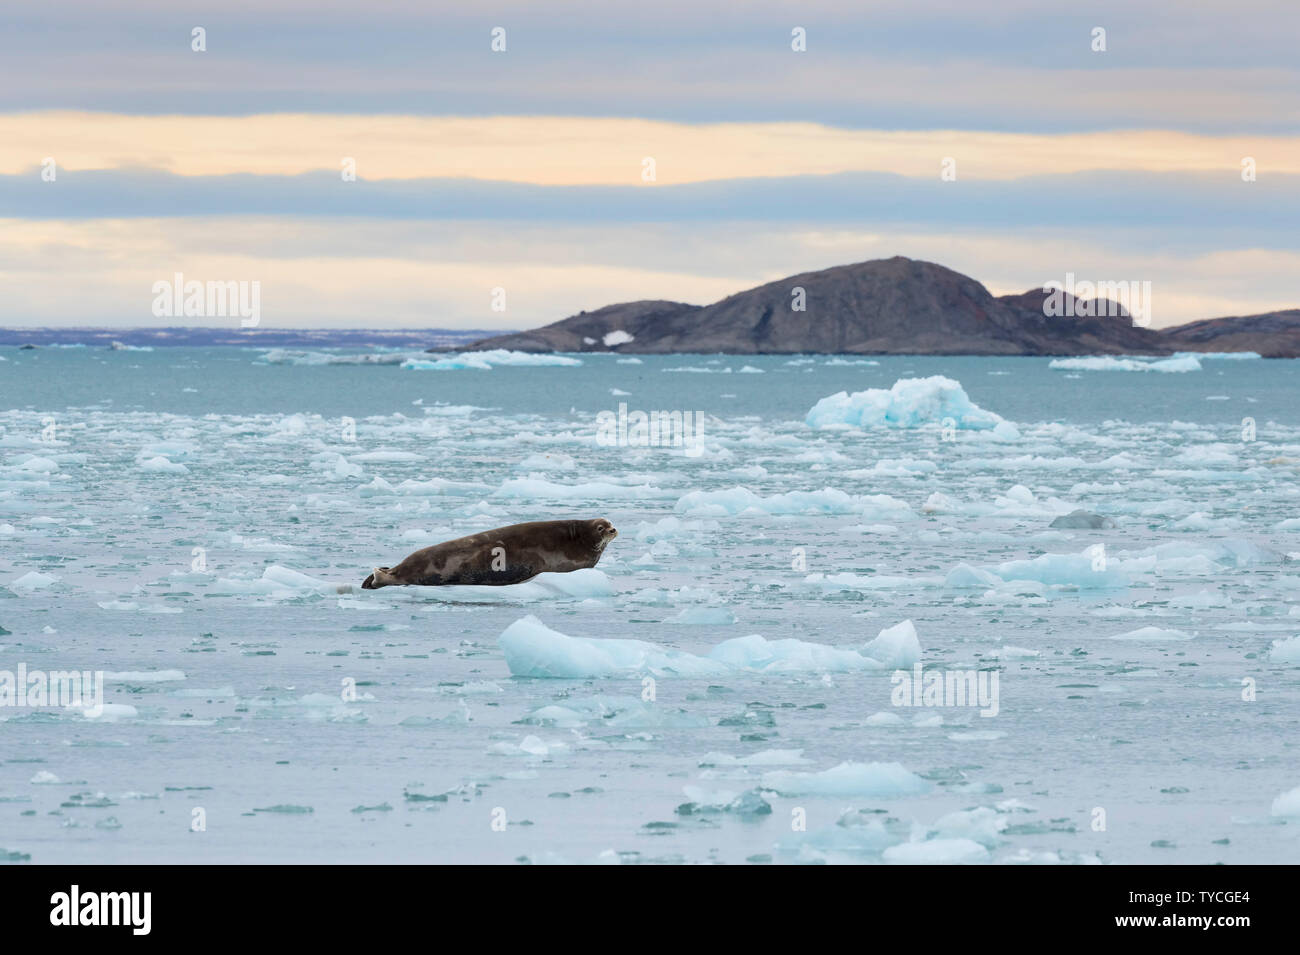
[
  {"left": 362, "top": 566, "right": 399, "bottom": 590},
  {"left": 588, "top": 517, "right": 618, "bottom": 553}
]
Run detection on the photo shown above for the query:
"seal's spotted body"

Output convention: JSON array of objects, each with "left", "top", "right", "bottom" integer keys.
[{"left": 361, "top": 518, "right": 617, "bottom": 589}]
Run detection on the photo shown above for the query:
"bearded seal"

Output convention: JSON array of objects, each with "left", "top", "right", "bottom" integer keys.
[{"left": 361, "top": 518, "right": 618, "bottom": 589}]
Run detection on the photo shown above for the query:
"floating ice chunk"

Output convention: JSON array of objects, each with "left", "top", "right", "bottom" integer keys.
[
  {"left": 490, "top": 734, "right": 569, "bottom": 757},
  {"left": 922, "top": 492, "right": 956, "bottom": 515},
  {"left": 1268, "top": 636, "right": 1300, "bottom": 664},
  {"left": 258, "top": 349, "right": 412, "bottom": 366},
  {"left": 11, "top": 571, "right": 58, "bottom": 591},
  {"left": 139, "top": 456, "right": 188, "bottom": 473},
  {"left": 1142, "top": 355, "right": 1204, "bottom": 372},
  {"left": 1110, "top": 626, "right": 1194, "bottom": 641},
  {"left": 708, "top": 634, "right": 887, "bottom": 673},
  {"left": 104, "top": 670, "right": 185, "bottom": 682},
  {"left": 14, "top": 455, "right": 58, "bottom": 472},
  {"left": 678, "top": 787, "right": 771, "bottom": 816},
  {"left": 1169, "top": 512, "right": 1239, "bottom": 532},
  {"left": 351, "top": 450, "right": 422, "bottom": 462},
  {"left": 1005, "top": 484, "right": 1035, "bottom": 505},
  {"left": 862, "top": 619, "right": 922, "bottom": 668},
  {"left": 987, "top": 551, "right": 1128, "bottom": 590},
  {"left": 1173, "top": 351, "right": 1260, "bottom": 360},
  {"left": 1050, "top": 509, "right": 1116, "bottom": 529},
  {"left": 944, "top": 564, "right": 1004, "bottom": 589},
  {"left": 522, "top": 704, "right": 589, "bottom": 728},
  {"left": 675, "top": 485, "right": 913, "bottom": 519},
  {"left": 421, "top": 568, "right": 614, "bottom": 603},
  {"left": 779, "top": 818, "right": 901, "bottom": 858},
  {"left": 370, "top": 477, "right": 491, "bottom": 497},
  {"left": 761, "top": 761, "right": 930, "bottom": 797},
  {"left": 929, "top": 807, "right": 1007, "bottom": 846},
  {"left": 1172, "top": 445, "right": 1237, "bottom": 466},
  {"left": 883, "top": 838, "right": 990, "bottom": 865},
  {"left": 330, "top": 455, "right": 363, "bottom": 478},
  {"left": 1271, "top": 786, "right": 1300, "bottom": 817},
  {"left": 402, "top": 350, "right": 582, "bottom": 370},
  {"left": 499, "top": 616, "right": 729, "bottom": 679},
  {"left": 72, "top": 702, "right": 138, "bottom": 721},
  {"left": 30, "top": 771, "right": 60, "bottom": 784},
  {"left": 499, "top": 616, "right": 916, "bottom": 678},
  {"left": 263, "top": 565, "right": 337, "bottom": 592},
  {"left": 1049, "top": 355, "right": 1201, "bottom": 373},
  {"left": 865, "top": 711, "right": 907, "bottom": 727},
  {"left": 215, "top": 565, "right": 337, "bottom": 595},
  {"left": 992, "top": 646, "right": 1039, "bottom": 659},
  {"left": 806, "top": 376, "right": 1007, "bottom": 430},
  {"left": 990, "top": 420, "right": 1021, "bottom": 441},
  {"left": 1114, "top": 539, "right": 1278, "bottom": 574}
]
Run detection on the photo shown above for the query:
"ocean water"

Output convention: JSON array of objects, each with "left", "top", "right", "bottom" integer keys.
[{"left": 1, "top": 346, "right": 1298, "bottom": 864}]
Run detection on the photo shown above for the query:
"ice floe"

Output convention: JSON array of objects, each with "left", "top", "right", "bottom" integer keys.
[
  {"left": 761, "top": 761, "right": 930, "bottom": 797},
  {"left": 806, "top": 376, "right": 1009, "bottom": 431},
  {"left": 402, "top": 350, "right": 583, "bottom": 370},
  {"left": 499, "top": 616, "right": 924, "bottom": 678},
  {"left": 1049, "top": 355, "right": 1202, "bottom": 373}
]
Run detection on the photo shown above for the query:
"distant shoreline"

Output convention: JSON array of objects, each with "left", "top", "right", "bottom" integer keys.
[{"left": 0, "top": 327, "right": 506, "bottom": 348}]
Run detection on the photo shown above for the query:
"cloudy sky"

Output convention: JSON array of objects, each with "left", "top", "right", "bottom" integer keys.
[{"left": 1, "top": 0, "right": 1296, "bottom": 329}]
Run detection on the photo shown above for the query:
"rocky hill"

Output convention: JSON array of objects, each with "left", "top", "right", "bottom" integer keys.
[{"left": 452, "top": 256, "right": 1293, "bottom": 356}]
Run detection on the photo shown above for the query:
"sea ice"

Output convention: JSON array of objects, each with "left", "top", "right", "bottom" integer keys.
[
  {"left": 499, "top": 616, "right": 729, "bottom": 679},
  {"left": 882, "top": 838, "right": 990, "bottom": 864},
  {"left": 11, "top": 571, "right": 58, "bottom": 591},
  {"left": 418, "top": 568, "right": 614, "bottom": 603},
  {"left": 761, "top": 761, "right": 931, "bottom": 797},
  {"left": 708, "top": 634, "right": 888, "bottom": 673},
  {"left": 1110, "top": 626, "right": 1194, "bottom": 641},
  {"left": 861, "top": 619, "right": 922, "bottom": 667},
  {"left": 498, "top": 616, "right": 922, "bottom": 678},
  {"left": 1270, "top": 786, "right": 1300, "bottom": 818},
  {"left": 806, "top": 376, "right": 1008, "bottom": 430},
  {"left": 1048, "top": 356, "right": 1202, "bottom": 373},
  {"left": 402, "top": 350, "right": 582, "bottom": 370},
  {"left": 1268, "top": 636, "right": 1300, "bottom": 663}
]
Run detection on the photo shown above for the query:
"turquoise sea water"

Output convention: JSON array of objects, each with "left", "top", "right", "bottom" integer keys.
[{"left": 1, "top": 346, "right": 1297, "bottom": 864}]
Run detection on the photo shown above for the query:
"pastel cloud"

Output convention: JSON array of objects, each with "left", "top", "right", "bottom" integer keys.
[
  {"left": 2, "top": 218, "right": 1294, "bottom": 329},
  {"left": 4, "top": 113, "right": 1295, "bottom": 185}
]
